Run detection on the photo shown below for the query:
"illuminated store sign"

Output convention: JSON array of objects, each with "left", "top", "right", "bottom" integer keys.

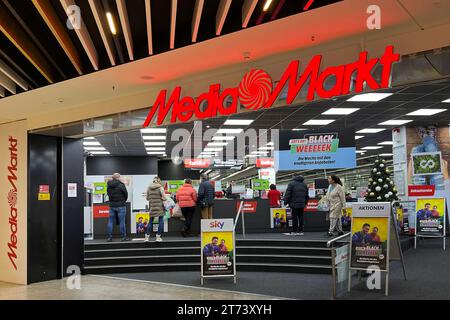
[{"left": 143, "top": 46, "right": 400, "bottom": 127}]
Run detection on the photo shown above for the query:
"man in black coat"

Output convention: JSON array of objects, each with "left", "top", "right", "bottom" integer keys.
[
  {"left": 106, "top": 173, "right": 129, "bottom": 242},
  {"left": 283, "top": 174, "right": 309, "bottom": 235},
  {"left": 198, "top": 173, "right": 215, "bottom": 219}
]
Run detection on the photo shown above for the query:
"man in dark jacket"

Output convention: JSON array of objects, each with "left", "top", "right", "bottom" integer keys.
[
  {"left": 283, "top": 174, "right": 309, "bottom": 235},
  {"left": 106, "top": 173, "right": 129, "bottom": 242},
  {"left": 198, "top": 174, "right": 215, "bottom": 219}
]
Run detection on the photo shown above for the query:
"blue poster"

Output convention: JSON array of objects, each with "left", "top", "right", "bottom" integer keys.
[{"left": 275, "top": 129, "right": 356, "bottom": 171}]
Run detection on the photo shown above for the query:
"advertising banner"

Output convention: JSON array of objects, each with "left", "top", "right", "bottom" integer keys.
[
  {"left": 251, "top": 179, "right": 269, "bottom": 190},
  {"left": 201, "top": 219, "right": 235, "bottom": 277},
  {"left": 166, "top": 180, "right": 184, "bottom": 193},
  {"left": 93, "top": 182, "right": 107, "bottom": 194},
  {"left": 412, "top": 152, "right": 442, "bottom": 176},
  {"left": 350, "top": 203, "right": 391, "bottom": 271},
  {"left": 93, "top": 205, "right": 110, "bottom": 219},
  {"left": 270, "top": 207, "right": 292, "bottom": 229},
  {"left": 275, "top": 129, "right": 356, "bottom": 171},
  {"left": 236, "top": 200, "right": 257, "bottom": 213},
  {"left": 184, "top": 158, "right": 211, "bottom": 169},
  {"left": 415, "top": 198, "right": 446, "bottom": 237},
  {"left": 0, "top": 120, "right": 27, "bottom": 285},
  {"left": 408, "top": 185, "right": 435, "bottom": 197},
  {"left": 134, "top": 212, "right": 169, "bottom": 234}
]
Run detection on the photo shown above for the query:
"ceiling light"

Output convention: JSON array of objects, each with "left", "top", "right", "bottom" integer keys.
[
  {"left": 292, "top": 128, "right": 308, "bottom": 131},
  {"left": 258, "top": 146, "right": 274, "bottom": 150},
  {"left": 442, "top": 99, "right": 450, "bottom": 103},
  {"left": 83, "top": 141, "right": 101, "bottom": 146},
  {"left": 347, "top": 93, "right": 393, "bottom": 102},
  {"left": 207, "top": 142, "right": 229, "bottom": 147},
  {"left": 141, "top": 128, "right": 167, "bottom": 134},
  {"left": 84, "top": 147, "right": 106, "bottom": 151},
  {"left": 144, "top": 141, "right": 166, "bottom": 146},
  {"left": 322, "top": 108, "right": 360, "bottom": 115},
  {"left": 356, "top": 128, "right": 386, "bottom": 134},
  {"left": 378, "top": 141, "right": 393, "bottom": 145},
  {"left": 263, "top": 0, "right": 273, "bottom": 11},
  {"left": 266, "top": 142, "right": 274, "bottom": 146},
  {"left": 198, "top": 154, "right": 214, "bottom": 158},
  {"left": 83, "top": 137, "right": 96, "bottom": 140},
  {"left": 212, "top": 136, "right": 235, "bottom": 141},
  {"left": 356, "top": 150, "right": 366, "bottom": 154},
  {"left": 146, "top": 147, "right": 166, "bottom": 151},
  {"left": 146, "top": 151, "right": 166, "bottom": 155},
  {"left": 251, "top": 151, "right": 269, "bottom": 155},
  {"left": 361, "top": 146, "right": 384, "bottom": 150},
  {"left": 142, "top": 135, "right": 166, "bottom": 140},
  {"left": 303, "top": 119, "right": 336, "bottom": 125},
  {"left": 245, "top": 155, "right": 259, "bottom": 158},
  {"left": 204, "top": 147, "right": 223, "bottom": 152},
  {"left": 380, "top": 153, "right": 393, "bottom": 157},
  {"left": 406, "top": 109, "right": 447, "bottom": 116},
  {"left": 216, "top": 128, "right": 244, "bottom": 134},
  {"left": 90, "top": 151, "right": 110, "bottom": 155},
  {"left": 355, "top": 136, "right": 364, "bottom": 140},
  {"left": 106, "top": 12, "right": 117, "bottom": 35},
  {"left": 378, "top": 120, "right": 413, "bottom": 125},
  {"left": 223, "top": 119, "right": 254, "bottom": 126}
]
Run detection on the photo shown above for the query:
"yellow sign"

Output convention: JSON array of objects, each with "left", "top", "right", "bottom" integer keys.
[{"left": 38, "top": 193, "right": 50, "bottom": 201}]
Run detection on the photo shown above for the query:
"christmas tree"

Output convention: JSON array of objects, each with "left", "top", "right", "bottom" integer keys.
[{"left": 365, "top": 156, "right": 398, "bottom": 202}]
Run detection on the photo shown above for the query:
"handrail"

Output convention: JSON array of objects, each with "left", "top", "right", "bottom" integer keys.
[
  {"left": 327, "top": 232, "right": 351, "bottom": 247},
  {"left": 233, "top": 201, "right": 244, "bottom": 231}
]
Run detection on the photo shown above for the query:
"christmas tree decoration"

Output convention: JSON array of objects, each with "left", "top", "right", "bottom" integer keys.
[{"left": 365, "top": 156, "right": 399, "bottom": 202}]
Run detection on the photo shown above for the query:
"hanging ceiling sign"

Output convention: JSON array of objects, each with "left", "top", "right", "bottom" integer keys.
[{"left": 143, "top": 46, "right": 400, "bottom": 126}]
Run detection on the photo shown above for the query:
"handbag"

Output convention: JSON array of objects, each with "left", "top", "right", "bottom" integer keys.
[
  {"left": 318, "top": 196, "right": 330, "bottom": 212},
  {"left": 171, "top": 204, "right": 183, "bottom": 218}
]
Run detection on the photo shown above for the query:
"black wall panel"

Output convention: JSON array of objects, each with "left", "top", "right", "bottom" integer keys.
[
  {"left": 28, "top": 135, "right": 60, "bottom": 284},
  {"left": 158, "top": 160, "right": 200, "bottom": 180},
  {"left": 86, "top": 156, "right": 158, "bottom": 175},
  {"left": 62, "top": 138, "right": 84, "bottom": 276}
]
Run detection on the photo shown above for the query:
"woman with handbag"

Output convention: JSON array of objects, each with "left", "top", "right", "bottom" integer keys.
[
  {"left": 176, "top": 178, "right": 198, "bottom": 237},
  {"left": 326, "top": 175, "right": 346, "bottom": 237}
]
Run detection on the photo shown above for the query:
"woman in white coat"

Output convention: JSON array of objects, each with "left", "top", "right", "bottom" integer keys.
[{"left": 326, "top": 175, "right": 346, "bottom": 237}]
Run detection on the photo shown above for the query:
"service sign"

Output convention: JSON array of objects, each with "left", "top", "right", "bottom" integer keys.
[
  {"left": 201, "top": 219, "right": 235, "bottom": 277},
  {"left": 350, "top": 202, "right": 391, "bottom": 271},
  {"left": 184, "top": 158, "right": 211, "bottom": 169},
  {"left": 415, "top": 198, "right": 446, "bottom": 237}
]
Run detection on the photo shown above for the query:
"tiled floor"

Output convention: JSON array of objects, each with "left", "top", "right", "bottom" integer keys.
[{"left": 0, "top": 275, "right": 279, "bottom": 300}]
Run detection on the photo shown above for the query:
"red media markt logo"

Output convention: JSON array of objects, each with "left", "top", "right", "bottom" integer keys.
[{"left": 238, "top": 69, "right": 273, "bottom": 110}]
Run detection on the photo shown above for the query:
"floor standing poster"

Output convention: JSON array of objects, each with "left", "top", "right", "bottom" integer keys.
[
  {"left": 414, "top": 198, "right": 446, "bottom": 249},
  {"left": 201, "top": 219, "right": 236, "bottom": 283},
  {"left": 348, "top": 202, "right": 391, "bottom": 295}
]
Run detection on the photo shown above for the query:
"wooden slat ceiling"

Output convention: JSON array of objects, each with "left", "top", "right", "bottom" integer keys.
[{"left": 0, "top": 0, "right": 341, "bottom": 98}]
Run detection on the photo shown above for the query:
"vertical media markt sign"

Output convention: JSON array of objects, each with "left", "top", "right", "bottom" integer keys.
[
  {"left": 201, "top": 219, "right": 236, "bottom": 278},
  {"left": 143, "top": 46, "right": 400, "bottom": 126},
  {"left": 350, "top": 202, "right": 391, "bottom": 272}
]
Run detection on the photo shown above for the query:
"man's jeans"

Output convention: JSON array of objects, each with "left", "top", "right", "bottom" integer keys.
[{"left": 107, "top": 206, "right": 126, "bottom": 238}]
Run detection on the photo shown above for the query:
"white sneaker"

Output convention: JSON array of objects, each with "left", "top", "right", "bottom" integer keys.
[
  {"left": 144, "top": 235, "right": 150, "bottom": 242},
  {"left": 156, "top": 235, "right": 163, "bottom": 242}
]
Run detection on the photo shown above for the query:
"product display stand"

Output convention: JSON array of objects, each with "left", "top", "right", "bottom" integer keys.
[{"left": 414, "top": 199, "right": 446, "bottom": 251}]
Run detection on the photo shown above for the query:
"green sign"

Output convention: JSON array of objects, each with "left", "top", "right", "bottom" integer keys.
[
  {"left": 252, "top": 179, "right": 269, "bottom": 190},
  {"left": 167, "top": 180, "right": 184, "bottom": 192},
  {"left": 93, "top": 182, "right": 107, "bottom": 194},
  {"left": 412, "top": 152, "right": 442, "bottom": 176}
]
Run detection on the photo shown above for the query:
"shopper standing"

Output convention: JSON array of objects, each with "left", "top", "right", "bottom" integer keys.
[
  {"left": 106, "top": 173, "right": 129, "bottom": 242},
  {"left": 283, "top": 174, "right": 309, "bottom": 236},
  {"left": 327, "top": 175, "right": 346, "bottom": 237},
  {"left": 146, "top": 176, "right": 168, "bottom": 242},
  {"left": 198, "top": 173, "right": 215, "bottom": 219},
  {"left": 268, "top": 184, "right": 282, "bottom": 208},
  {"left": 176, "top": 178, "right": 198, "bottom": 237}
]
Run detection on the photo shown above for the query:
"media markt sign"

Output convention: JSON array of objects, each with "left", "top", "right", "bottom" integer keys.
[{"left": 143, "top": 46, "right": 400, "bottom": 126}]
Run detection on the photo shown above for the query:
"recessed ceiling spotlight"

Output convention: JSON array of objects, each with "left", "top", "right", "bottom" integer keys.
[{"left": 106, "top": 12, "right": 117, "bottom": 35}]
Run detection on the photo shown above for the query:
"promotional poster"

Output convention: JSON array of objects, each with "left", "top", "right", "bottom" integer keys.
[
  {"left": 275, "top": 129, "right": 356, "bottom": 171},
  {"left": 134, "top": 212, "right": 169, "bottom": 234},
  {"left": 415, "top": 198, "right": 446, "bottom": 237},
  {"left": 201, "top": 219, "right": 235, "bottom": 277},
  {"left": 270, "top": 208, "right": 292, "bottom": 229},
  {"left": 350, "top": 203, "right": 391, "bottom": 271}
]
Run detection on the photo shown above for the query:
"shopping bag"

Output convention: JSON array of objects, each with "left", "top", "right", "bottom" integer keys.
[
  {"left": 171, "top": 204, "right": 183, "bottom": 218},
  {"left": 317, "top": 196, "right": 330, "bottom": 212}
]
